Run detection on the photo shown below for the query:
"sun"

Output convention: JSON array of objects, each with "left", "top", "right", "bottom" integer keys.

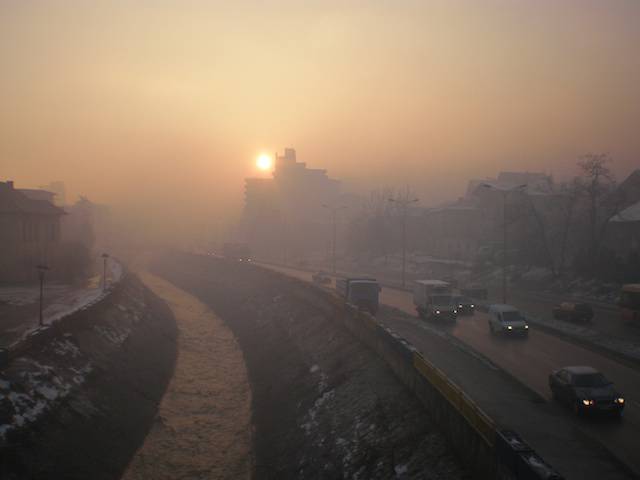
[{"left": 256, "top": 153, "right": 273, "bottom": 171}]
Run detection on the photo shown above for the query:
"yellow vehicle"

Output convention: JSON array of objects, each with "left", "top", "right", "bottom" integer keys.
[{"left": 620, "top": 284, "right": 640, "bottom": 322}]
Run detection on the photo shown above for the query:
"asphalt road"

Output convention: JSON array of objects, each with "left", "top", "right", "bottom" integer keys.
[
  {"left": 505, "top": 288, "right": 640, "bottom": 343},
  {"left": 258, "top": 262, "right": 640, "bottom": 477}
]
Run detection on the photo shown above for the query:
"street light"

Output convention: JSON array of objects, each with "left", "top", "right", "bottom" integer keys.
[
  {"left": 480, "top": 183, "right": 527, "bottom": 304},
  {"left": 36, "top": 264, "right": 49, "bottom": 327},
  {"left": 101, "top": 253, "right": 110, "bottom": 291},
  {"left": 388, "top": 195, "right": 419, "bottom": 288},
  {"left": 322, "top": 204, "right": 347, "bottom": 274}
]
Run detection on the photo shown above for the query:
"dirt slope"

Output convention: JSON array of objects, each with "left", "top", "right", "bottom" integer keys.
[{"left": 152, "top": 252, "right": 467, "bottom": 480}]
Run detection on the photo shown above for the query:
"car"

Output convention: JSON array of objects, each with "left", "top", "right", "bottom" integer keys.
[
  {"left": 549, "top": 366, "right": 624, "bottom": 417},
  {"left": 552, "top": 302, "right": 594, "bottom": 323},
  {"left": 488, "top": 304, "right": 529, "bottom": 336},
  {"left": 312, "top": 271, "right": 331, "bottom": 285},
  {"left": 452, "top": 295, "right": 475, "bottom": 315}
]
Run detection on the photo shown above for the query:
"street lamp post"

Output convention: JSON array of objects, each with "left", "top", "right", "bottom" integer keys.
[
  {"left": 388, "top": 195, "right": 419, "bottom": 288},
  {"left": 322, "top": 204, "right": 346, "bottom": 274},
  {"left": 36, "top": 264, "right": 49, "bottom": 327},
  {"left": 480, "top": 183, "right": 526, "bottom": 304},
  {"left": 101, "top": 253, "right": 110, "bottom": 291}
]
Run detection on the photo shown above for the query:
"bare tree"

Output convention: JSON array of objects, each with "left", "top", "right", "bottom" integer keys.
[
  {"left": 576, "top": 154, "right": 615, "bottom": 262},
  {"left": 347, "top": 187, "right": 397, "bottom": 261}
]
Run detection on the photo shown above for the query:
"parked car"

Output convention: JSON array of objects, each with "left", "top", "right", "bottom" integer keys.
[
  {"left": 452, "top": 295, "right": 475, "bottom": 315},
  {"left": 312, "top": 271, "right": 331, "bottom": 285},
  {"left": 549, "top": 366, "right": 624, "bottom": 417},
  {"left": 552, "top": 302, "right": 594, "bottom": 323},
  {"left": 488, "top": 304, "right": 529, "bottom": 336}
]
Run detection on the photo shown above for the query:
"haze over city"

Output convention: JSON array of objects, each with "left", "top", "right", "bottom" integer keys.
[
  {"left": 3, "top": 1, "right": 640, "bottom": 234},
  {"left": 2, "top": 2, "right": 640, "bottom": 479}
]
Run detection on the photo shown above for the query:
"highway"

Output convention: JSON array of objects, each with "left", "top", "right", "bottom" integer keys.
[
  {"left": 258, "top": 262, "right": 640, "bottom": 477},
  {"left": 502, "top": 288, "right": 640, "bottom": 344}
]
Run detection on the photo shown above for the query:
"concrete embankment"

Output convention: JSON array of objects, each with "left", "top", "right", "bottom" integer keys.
[
  {"left": 0, "top": 275, "right": 178, "bottom": 480},
  {"left": 152, "top": 252, "right": 467, "bottom": 480}
]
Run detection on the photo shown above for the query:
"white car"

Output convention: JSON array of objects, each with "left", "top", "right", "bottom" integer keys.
[{"left": 488, "top": 304, "right": 529, "bottom": 337}]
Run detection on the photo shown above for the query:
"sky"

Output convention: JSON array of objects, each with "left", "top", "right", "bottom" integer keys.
[{"left": 1, "top": 0, "right": 639, "bottom": 234}]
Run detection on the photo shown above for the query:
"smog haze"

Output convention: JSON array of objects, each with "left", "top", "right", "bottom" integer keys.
[{"left": 2, "top": 0, "right": 640, "bottom": 240}]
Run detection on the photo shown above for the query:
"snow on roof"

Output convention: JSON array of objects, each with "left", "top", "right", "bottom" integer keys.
[{"left": 610, "top": 200, "right": 640, "bottom": 223}]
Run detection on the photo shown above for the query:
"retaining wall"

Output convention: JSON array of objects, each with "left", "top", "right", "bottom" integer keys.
[
  {"left": 323, "top": 291, "right": 562, "bottom": 479},
  {"left": 5, "top": 261, "right": 128, "bottom": 364}
]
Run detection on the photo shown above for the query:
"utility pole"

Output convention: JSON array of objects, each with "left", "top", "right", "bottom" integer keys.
[
  {"left": 36, "top": 264, "right": 49, "bottom": 326},
  {"left": 322, "top": 204, "right": 346, "bottom": 274},
  {"left": 480, "top": 183, "right": 526, "bottom": 304},
  {"left": 101, "top": 253, "right": 110, "bottom": 291},
  {"left": 388, "top": 194, "right": 418, "bottom": 288}
]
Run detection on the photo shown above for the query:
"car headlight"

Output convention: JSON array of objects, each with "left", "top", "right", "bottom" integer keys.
[
  {"left": 582, "top": 399, "right": 594, "bottom": 406},
  {"left": 471, "top": 304, "right": 475, "bottom": 308},
  {"left": 525, "top": 325, "right": 529, "bottom": 329},
  {"left": 453, "top": 309, "right": 458, "bottom": 314},
  {"left": 459, "top": 304, "right": 463, "bottom": 308},
  {"left": 435, "top": 310, "right": 440, "bottom": 314},
  {"left": 615, "top": 397, "right": 625, "bottom": 404},
  {"left": 507, "top": 325, "right": 513, "bottom": 330}
]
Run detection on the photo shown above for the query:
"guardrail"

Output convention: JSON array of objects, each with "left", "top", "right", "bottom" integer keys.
[{"left": 323, "top": 288, "right": 562, "bottom": 479}]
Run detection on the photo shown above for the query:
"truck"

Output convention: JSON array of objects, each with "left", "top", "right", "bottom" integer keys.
[
  {"left": 413, "top": 279, "right": 457, "bottom": 321},
  {"left": 335, "top": 277, "right": 381, "bottom": 315}
]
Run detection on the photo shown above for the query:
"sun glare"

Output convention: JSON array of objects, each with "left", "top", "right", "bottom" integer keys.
[{"left": 256, "top": 153, "right": 273, "bottom": 171}]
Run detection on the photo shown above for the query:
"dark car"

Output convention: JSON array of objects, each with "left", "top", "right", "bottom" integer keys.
[
  {"left": 452, "top": 295, "right": 475, "bottom": 315},
  {"left": 552, "top": 302, "right": 594, "bottom": 323},
  {"left": 549, "top": 366, "right": 624, "bottom": 417}
]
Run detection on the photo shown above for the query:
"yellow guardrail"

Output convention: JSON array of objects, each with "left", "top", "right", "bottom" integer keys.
[{"left": 413, "top": 352, "right": 496, "bottom": 446}]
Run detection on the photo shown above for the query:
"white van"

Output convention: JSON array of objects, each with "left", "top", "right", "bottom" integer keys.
[{"left": 488, "top": 304, "right": 529, "bottom": 336}]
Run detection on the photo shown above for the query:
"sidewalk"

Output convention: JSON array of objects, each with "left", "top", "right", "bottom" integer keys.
[{"left": 0, "top": 259, "right": 123, "bottom": 347}]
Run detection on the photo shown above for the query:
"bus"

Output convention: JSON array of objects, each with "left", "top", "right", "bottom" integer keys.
[{"left": 620, "top": 284, "right": 640, "bottom": 322}]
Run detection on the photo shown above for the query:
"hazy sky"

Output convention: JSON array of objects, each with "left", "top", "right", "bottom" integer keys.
[{"left": 2, "top": 0, "right": 639, "bottom": 222}]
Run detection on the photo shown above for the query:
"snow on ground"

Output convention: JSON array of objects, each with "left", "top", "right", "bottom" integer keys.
[
  {"left": 14, "top": 258, "right": 126, "bottom": 342},
  {"left": 0, "top": 284, "right": 70, "bottom": 307},
  {"left": 0, "top": 259, "right": 129, "bottom": 442},
  {"left": 0, "top": 352, "right": 92, "bottom": 441},
  {"left": 93, "top": 324, "right": 130, "bottom": 345}
]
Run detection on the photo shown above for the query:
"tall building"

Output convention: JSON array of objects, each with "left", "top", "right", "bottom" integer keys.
[{"left": 243, "top": 148, "right": 342, "bottom": 260}]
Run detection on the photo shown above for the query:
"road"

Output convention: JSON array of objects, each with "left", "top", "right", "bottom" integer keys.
[
  {"left": 486, "top": 285, "right": 640, "bottom": 344},
  {"left": 258, "top": 262, "right": 640, "bottom": 477}
]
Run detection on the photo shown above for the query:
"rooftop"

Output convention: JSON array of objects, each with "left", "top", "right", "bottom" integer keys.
[
  {"left": 0, "top": 181, "right": 65, "bottom": 216},
  {"left": 610, "top": 200, "right": 640, "bottom": 223}
]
